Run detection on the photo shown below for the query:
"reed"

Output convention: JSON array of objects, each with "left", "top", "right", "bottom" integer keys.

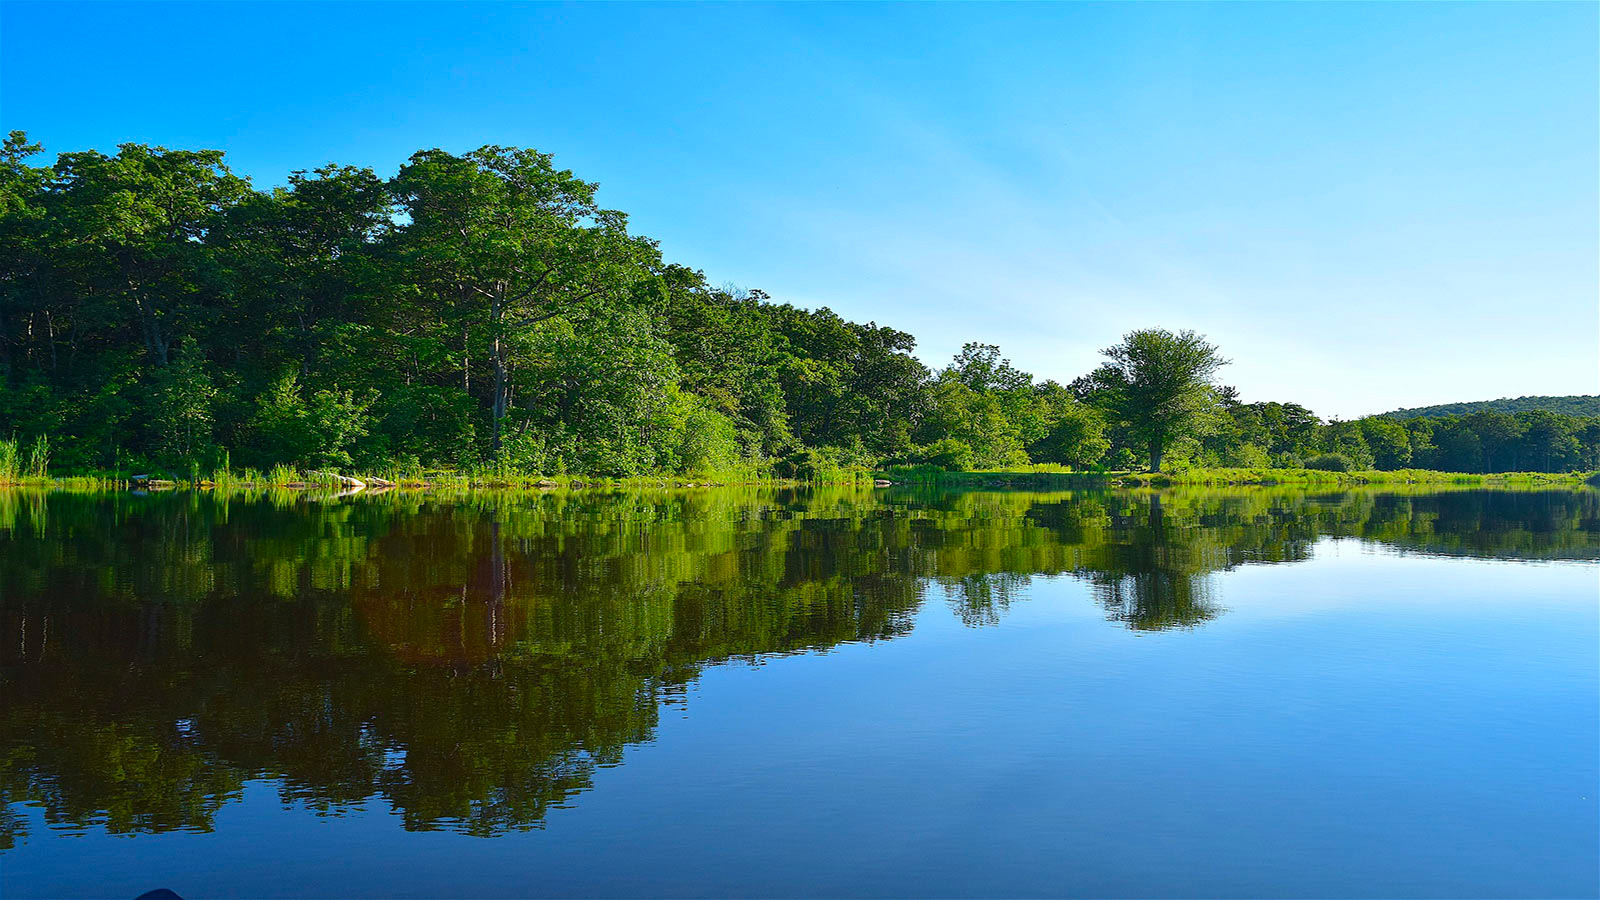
[
  {"left": 267, "top": 463, "right": 300, "bottom": 486},
  {"left": 25, "top": 435, "right": 49, "bottom": 480},
  {"left": 0, "top": 438, "right": 19, "bottom": 484}
]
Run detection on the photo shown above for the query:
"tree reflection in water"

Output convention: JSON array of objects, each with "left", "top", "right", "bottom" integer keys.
[{"left": 1, "top": 486, "right": 1595, "bottom": 845}]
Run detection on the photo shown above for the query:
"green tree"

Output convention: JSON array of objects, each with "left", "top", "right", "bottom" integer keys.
[
  {"left": 509, "top": 306, "right": 683, "bottom": 475},
  {"left": 1025, "top": 382, "right": 1108, "bottom": 468},
  {"left": 149, "top": 338, "right": 218, "bottom": 466},
  {"left": 217, "top": 164, "right": 391, "bottom": 380},
  {"left": 921, "top": 378, "right": 1027, "bottom": 469},
  {"left": 946, "top": 342, "right": 1031, "bottom": 393},
  {"left": 245, "top": 373, "right": 377, "bottom": 469},
  {"left": 1323, "top": 420, "right": 1375, "bottom": 470},
  {"left": 1083, "top": 329, "right": 1229, "bottom": 472},
  {"left": 1359, "top": 416, "right": 1412, "bottom": 470},
  {"left": 1465, "top": 410, "right": 1523, "bottom": 472},
  {"left": 763, "top": 302, "right": 929, "bottom": 462},
  {"left": 1516, "top": 410, "right": 1580, "bottom": 472},
  {"left": 46, "top": 142, "right": 251, "bottom": 367},
  {"left": 391, "top": 146, "right": 658, "bottom": 458}
]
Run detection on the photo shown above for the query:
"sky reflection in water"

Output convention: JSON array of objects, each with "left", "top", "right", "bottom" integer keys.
[{"left": 1, "top": 486, "right": 1596, "bottom": 898}]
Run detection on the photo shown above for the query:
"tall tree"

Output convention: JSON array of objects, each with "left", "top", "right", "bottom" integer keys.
[
  {"left": 1465, "top": 410, "right": 1522, "bottom": 473},
  {"left": 391, "top": 146, "right": 658, "bottom": 457},
  {"left": 217, "top": 164, "right": 391, "bottom": 378},
  {"left": 1083, "top": 329, "right": 1228, "bottom": 472},
  {"left": 47, "top": 142, "right": 251, "bottom": 367}
]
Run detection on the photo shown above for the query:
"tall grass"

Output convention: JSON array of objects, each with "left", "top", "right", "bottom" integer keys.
[
  {"left": 0, "top": 436, "right": 50, "bottom": 483},
  {"left": 6, "top": 453, "right": 1589, "bottom": 494},
  {"left": 25, "top": 435, "right": 48, "bottom": 479},
  {"left": 1115, "top": 467, "right": 1593, "bottom": 487},
  {"left": 0, "top": 438, "right": 19, "bottom": 484},
  {"left": 267, "top": 464, "right": 300, "bottom": 486},
  {"left": 882, "top": 464, "right": 1110, "bottom": 484},
  {"left": 877, "top": 465, "right": 1596, "bottom": 489}
]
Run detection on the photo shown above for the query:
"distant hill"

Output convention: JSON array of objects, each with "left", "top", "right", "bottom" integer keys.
[{"left": 1381, "top": 395, "right": 1600, "bottom": 419}]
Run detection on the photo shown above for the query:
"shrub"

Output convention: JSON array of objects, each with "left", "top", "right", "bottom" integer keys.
[
  {"left": 1304, "top": 452, "right": 1355, "bottom": 472},
  {"left": 675, "top": 398, "right": 742, "bottom": 475},
  {"left": 0, "top": 438, "right": 18, "bottom": 483},
  {"left": 499, "top": 429, "right": 557, "bottom": 475},
  {"left": 149, "top": 338, "right": 218, "bottom": 467},
  {"left": 25, "top": 435, "right": 49, "bottom": 479},
  {"left": 913, "top": 438, "right": 975, "bottom": 471},
  {"left": 247, "top": 374, "right": 378, "bottom": 469},
  {"left": 775, "top": 445, "right": 875, "bottom": 481},
  {"left": 1222, "top": 443, "right": 1271, "bottom": 469}
]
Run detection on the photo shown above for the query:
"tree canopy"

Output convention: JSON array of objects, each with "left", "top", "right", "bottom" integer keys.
[
  {"left": 1383, "top": 395, "right": 1600, "bottom": 420},
  {"left": 1076, "top": 329, "right": 1228, "bottom": 472},
  {"left": 2, "top": 133, "right": 1596, "bottom": 479}
]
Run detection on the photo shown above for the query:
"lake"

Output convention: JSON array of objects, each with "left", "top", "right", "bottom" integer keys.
[{"left": 1, "top": 486, "right": 1596, "bottom": 898}]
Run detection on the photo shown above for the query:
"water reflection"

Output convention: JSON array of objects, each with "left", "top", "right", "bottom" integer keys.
[{"left": 1, "top": 486, "right": 1595, "bottom": 846}]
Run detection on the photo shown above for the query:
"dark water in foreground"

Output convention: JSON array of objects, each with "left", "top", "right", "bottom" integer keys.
[{"left": 0, "top": 486, "right": 1596, "bottom": 899}]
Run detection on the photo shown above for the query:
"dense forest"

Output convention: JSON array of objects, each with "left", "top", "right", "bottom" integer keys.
[
  {"left": 1382, "top": 396, "right": 1600, "bottom": 420},
  {"left": 3, "top": 133, "right": 1597, "bottom": 479}
]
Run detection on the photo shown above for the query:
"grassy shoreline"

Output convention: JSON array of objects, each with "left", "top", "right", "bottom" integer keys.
[
  {"left": 0, "top": 465, "right": 1594, "bottom": 492},
  {"left": 1109, "top": 467, "right": 1595, "bottom": 487},
  {"left": 881, "top": 464, "right": 1595, "bottom": 487},
  {"left": 0, "top": 471, "right": 839, "bottom": 492}
]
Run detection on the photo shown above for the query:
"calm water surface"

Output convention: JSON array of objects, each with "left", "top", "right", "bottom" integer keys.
[{"left": 1, "top": 487, "right": 1596, "bottom": 898}]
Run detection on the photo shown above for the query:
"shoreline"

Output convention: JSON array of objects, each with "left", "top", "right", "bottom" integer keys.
[{"left": 0, "top": 467, "right": 1592, "bottom": 493}]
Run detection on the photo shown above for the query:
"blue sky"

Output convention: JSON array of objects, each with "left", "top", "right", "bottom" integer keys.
[{"left": 2, "top": 1, "right": 1594, "bottom": 417}]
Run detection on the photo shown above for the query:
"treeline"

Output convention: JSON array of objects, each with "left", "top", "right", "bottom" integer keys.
[
  {"left": 2, "top": 133, "right": 1596, "bottom": 478},
  {"left": 1197, "top": 401, "right": 1600, "bottom": 475},
  {"left": 1383, "top": 395, "right": 1600, "bottom": 420}
]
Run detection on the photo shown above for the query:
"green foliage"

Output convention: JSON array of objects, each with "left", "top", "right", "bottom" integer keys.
[
  {"left": 1079, "top": 329, "right": 1228, "bottom": 472},
  {"left": 266, "top": 463, "right": 300, "bottom": 485},
  {"left": 3, "top": 132, "right": 1596, "bottom": 482},
  {"left": 1359, "top": 416, "right": 1412, "bottom": 469},
  {"left": 245, "top": 373, "right": 376, "bottom": 469},
  {"left": 776, "top": 445, "right": 876, "bottom": 482},
  {"left": 23, "top": 435, "right": 49, "bottom": 479},
  {"left": 1304, "top": 452, "right": 1355, "bottom": 472},
  {"left": 1026, "top": 388, "right": 1109, "bottom": 469},
  {"left": 0, "top": 438, "right": 19, "bottom": 483},
  {"left": 673, "top": 393, "right": 744, "bottom": 476},
  {"left": 1322, "top": 420, "right": 1375, "bottom": 470},
  {"left": 920, "top": 378, "right": 1027, "bottom": 469},
  {"left": 912, "top": 438, "right": 976, "bottom": 472},
  {"left": 761, "top": 300, "right": 928, "bottom": 461},
  {"left": 149, "top": 339, "right": 218, "bottom": 467},
  {"left": 1385, "top": 395, "right": 1600, "bottom": 419}
]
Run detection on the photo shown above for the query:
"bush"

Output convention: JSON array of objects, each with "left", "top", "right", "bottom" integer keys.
[
  {"left": 775, "top": 445, "right": 875, "bottom": 481},
  {"left": 1304, "top": 452, "right": 1355, "bottom": 472},
  {"left": 149, "top": 339, "right": 218, "bottom": 467},
  {"left": 0, "top": 438, "right": 18, "bottom": 483},
  {"left": 912, "top": 438, "right": 975, "bottom": 471},
  {"left": 24, "top": 435, "right": 49, "bottom": 478},
  {"left": 675, "top": 399, "right": 742, "bottom": 475},
  {"left": 246, "top": 373, "right": 378, "bottom": 469},
  {"left": 499, "top": 429, "right": 558, "bottom": 475},
  {"left": 1222, "top": 443, "right": 1271, "bottom": 469}
]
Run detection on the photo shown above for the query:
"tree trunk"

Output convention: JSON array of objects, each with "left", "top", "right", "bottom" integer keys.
[
  {"left": 1150, "top": 440, "right": 1164, "bottom": 474},
  {"left": 492, "top": 335, "right": 507, "bottom": 456},
  {"left": 130, "top": 280, "right": 168, "bottom": 366},
  {"left": 490, "top": 290, "right": 507, "bottom": 457}
]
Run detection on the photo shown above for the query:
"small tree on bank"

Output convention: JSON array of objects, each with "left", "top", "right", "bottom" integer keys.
[{"left": 1084, "top": 329, "right": 1228, "bottom": 473}]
